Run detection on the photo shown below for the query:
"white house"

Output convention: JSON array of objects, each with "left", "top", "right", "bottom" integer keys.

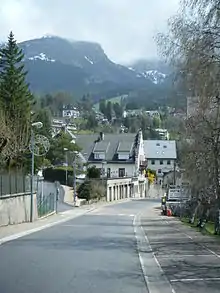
[
  {"left": 52, "top": 119, "right": 77, "bottom": 143},
  {"left": 155, "top": 128, "right": 170, "bottom": 140},
  {"left": 62, "top": 105, "right": 80, "bottom": 119},
  {"left": 75, "top": 130, "right": 146, "bottom": 179},
  {"left": 145, "top": 110, "right": 160, "bottom": 118},
  {"left": 144, "top": 140, "right": 177, "bottom": 185}
]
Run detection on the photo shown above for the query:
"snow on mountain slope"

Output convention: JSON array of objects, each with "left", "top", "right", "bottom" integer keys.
[
  {"left": 141, "top": 70, "right": 166, "bottom": 84},
  {"left": 128, "top": 67, "right": 166, "bottom": 84},
  {"left": 28, "top": 52, "right": 55, "bottom": 62}
]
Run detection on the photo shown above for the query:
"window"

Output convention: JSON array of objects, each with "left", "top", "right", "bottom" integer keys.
[
  {"left": 167, "top": 160, "right": 171, "bottom": 165},
  {"left": 158, "top": 169, "right": 162, "bottom": 174},
  {"left": 107, "top": 168, "right": 111, "bottom": 178},
  {"left": 156, "top": 143, "right": 160, "bottom": 146},
  {"left": 118, "top": 168, "right": 125, "bottom": 177},
  {"left": 94, "top": 153, "right": 100, "bottom": 159},
  {"left": 160, "top": 160, "right": 163, "bottom": 165},
  {"left": 151, "top": 160, "right": 155, "bottom": 165}
]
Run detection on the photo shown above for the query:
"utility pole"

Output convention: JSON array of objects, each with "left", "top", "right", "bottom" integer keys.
[
  {"left": 174, "top": 160, "right": 176, "bottom": 186},
  {"left": 64, "top": 148, "right": 68, "bottom": 185},
  {"left": 30, "top": 128, "right": 35, "bottom": 222},
  {"left": 30, "top": 122, "right": 43, "bottom": 222},
  {"left": 73, "top": 151, "right": 78, "bottom": 204}
]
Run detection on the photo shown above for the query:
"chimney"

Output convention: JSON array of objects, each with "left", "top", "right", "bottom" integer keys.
[{"left": 100, "top": 132, "right": 104, "bottom": 141}]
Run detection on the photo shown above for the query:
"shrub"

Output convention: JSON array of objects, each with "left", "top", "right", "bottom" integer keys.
[
  {"left": 87, "top": 166, "right": 101, "bottom": 179},
  {"left": 43, "top": 167, "right": 82, "bottom": 186},
  {"left": 77, "top": 179, "right": 105, "bottom": 201}
]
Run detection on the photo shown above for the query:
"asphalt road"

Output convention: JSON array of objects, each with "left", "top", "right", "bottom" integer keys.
[
  {"left": 0, "top": 199, "right": 152, "bottom": 293},
  {"left": 0, "top": 199, "right": 219, "bottom": 293}
]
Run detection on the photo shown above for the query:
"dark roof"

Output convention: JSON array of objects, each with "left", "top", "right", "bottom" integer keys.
[
  {"left": 75, "top": 133, "right": 136, "bottom": 163},
  {"left": 93, "top": 141, "right": 110, "bottom": 152},
  {"left": 117, "top": 141, "right": 133, "bottom": 152}
]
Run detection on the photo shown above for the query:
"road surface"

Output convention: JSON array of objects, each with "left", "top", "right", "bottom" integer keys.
[{"left": 0, "top": 199, "right": 219, "bottom": 293}]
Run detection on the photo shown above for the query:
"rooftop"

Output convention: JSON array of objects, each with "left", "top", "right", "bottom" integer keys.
[
  {"left": 144, "top": 140, "right": 177, "bottom": 159},
  {"left": 75, "top": 133, "right": 136, "bottom": 162}
]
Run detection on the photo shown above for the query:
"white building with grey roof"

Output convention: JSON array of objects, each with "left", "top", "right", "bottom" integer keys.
[
  {"left": 75, "top": 130, "right": 146, "bottom": 179},
  {"left": 144, "top": 140, "right": 177, "bottom": 185}
]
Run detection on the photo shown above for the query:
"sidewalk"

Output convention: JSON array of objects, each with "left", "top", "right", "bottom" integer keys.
[
  {"left": 140, "top": 207, "right": 220, "bottom": 293},
  {"left": 163, "top": 215, "right": 220, "bottom": 256}
]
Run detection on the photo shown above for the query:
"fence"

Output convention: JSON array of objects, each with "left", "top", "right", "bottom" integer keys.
[
  {"left": 36, "top": 179, "right": 58, "bottom": 218},
  {"left": 0, "top": 173, "right": 36, "bottom": 197}
]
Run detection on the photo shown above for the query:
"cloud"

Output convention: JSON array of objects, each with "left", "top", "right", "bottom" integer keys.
[{"left": 0, "top": 0, "right": 180, "bottom": 63}]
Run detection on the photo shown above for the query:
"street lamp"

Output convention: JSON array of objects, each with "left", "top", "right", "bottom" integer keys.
[
  {"left": 30, "top": 121, "right": 43, "bottom": 222},
  {"left": 73, "top": 151, "right": 78, "bottom": 205},
  {"left": 101, "top": 160, "right": 107, "bottom": 185},
  {"left": 64, "top": 148, "right": 68, "bottom": 185}
]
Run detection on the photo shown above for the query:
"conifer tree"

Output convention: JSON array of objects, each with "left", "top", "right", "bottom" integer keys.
[{"left": 0, "top": 31, "right": 34, "bottom": 161}]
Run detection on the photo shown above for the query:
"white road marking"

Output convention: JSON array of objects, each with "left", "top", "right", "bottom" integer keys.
[
  {"left": 156, "top": 254, "right": 213, "bottom": 258},
  {"left": 163, "top": 218, "right": 220, "bottom": 258},
  {"left": 141, "top": 226, "right": 164, "bottom": 274},
  {"left": 133, "top": 215, "right": 150, "bottom": 290},
  {"left": 204, "top": 247, "right": 220, "bottom": 258},
  {"left": 134, "top": 214, "right": 176, "bottom": 293},
  {"left": 170, "top": 277, "right": 220, "bottom": 282}
]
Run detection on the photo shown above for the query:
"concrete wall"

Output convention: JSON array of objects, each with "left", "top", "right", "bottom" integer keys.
[{"left": 0, "top": 193, "right": 38, "bottom": 227}]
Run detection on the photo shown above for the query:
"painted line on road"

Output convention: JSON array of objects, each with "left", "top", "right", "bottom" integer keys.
[
  {"left": 170, "top": 277, "right": 220, "bottom": 282},
  {"left": 0, "top": 208, "right": 96, "bottom": 246},
  {"left": 155, "top": 254, "right": 214, "bottom": 258},
  {"left": 205, "top": 247, "right": 220, "bottom": 259},
  {"left": 133, "top": 214, "right": 151, "bottom": 291},
  {"left": 133, "top": 214, "right": 176, "bottom": 293},
  {"left": 163, "top": 218, "right": 220, "bottom": 259},
  {"left": 141, "top": 225, "right": 163, "bottom": 274}
]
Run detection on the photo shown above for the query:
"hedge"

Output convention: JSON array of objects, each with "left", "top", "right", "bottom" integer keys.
[{"left": 43, "top": 167, "right": 82, "bottom": 186}]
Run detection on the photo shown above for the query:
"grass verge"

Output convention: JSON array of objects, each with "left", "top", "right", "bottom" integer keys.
[{"left": 180, "top": 217, "right": 216, "bottom": 236}]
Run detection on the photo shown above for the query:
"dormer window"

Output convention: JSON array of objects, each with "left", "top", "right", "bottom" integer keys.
[
  {"left": 94, "top": 153, "right": 100, "bottom": 159},
  {"left": 117, "top": 141, "right": 133, "bottom": 160},
  {"left": 93, "top": 140, "right": 109, "bottom": 160},
  {"left": 118, "top": 152, "right": 130, "bottom": 160}
]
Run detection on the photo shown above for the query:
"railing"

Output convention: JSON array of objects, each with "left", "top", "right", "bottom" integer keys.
[
  {"left": 0, "top": 173, "right": 37, "bottom": 197},
  {"left": 36, "top": 179, "right": 58, "bottom": 218},
  {"left": 37, "top": 192, "right": 57, "bottom": 218}
]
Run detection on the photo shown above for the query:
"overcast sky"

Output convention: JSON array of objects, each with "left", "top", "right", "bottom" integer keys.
[{"left": 0, "top": 0, "right": 180, "bottom": 64}]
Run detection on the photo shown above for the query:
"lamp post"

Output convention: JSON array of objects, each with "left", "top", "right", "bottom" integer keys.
[
  {"left": 64, "top": 148, "right": 68, "bottom": 185},
  {"left": 101, "top": 160, "right": 107, "bottom": 185},
  {"left": 30, "top": 121, "right": 43, "bottom": 222},
  {"left": 73, "top": 151, "right": 78, "bottom": 204}
]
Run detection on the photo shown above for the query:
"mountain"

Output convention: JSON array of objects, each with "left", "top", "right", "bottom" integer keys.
[
  {"left": 18, "top": 36, "right": 154, "bottom": 94},
  {"left": 127, "top": 59, "right": 171, "bottom": 85}
]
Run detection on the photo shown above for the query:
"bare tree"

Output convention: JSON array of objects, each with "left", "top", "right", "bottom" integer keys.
[
  {"left": 157, "top": 0, "right": 220, "bottom": 232},
  {"left": 0, "top": 108, "right": 30, "bottom": 167}
]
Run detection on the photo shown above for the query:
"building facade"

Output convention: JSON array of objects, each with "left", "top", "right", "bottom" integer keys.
[{"left": 144, "top": 140, "right": 177, "bottom": 185}]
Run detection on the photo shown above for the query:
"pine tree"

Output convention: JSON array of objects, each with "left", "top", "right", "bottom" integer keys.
[{"left": 0, "top": 31, "right": 34, "bottom": 161}]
